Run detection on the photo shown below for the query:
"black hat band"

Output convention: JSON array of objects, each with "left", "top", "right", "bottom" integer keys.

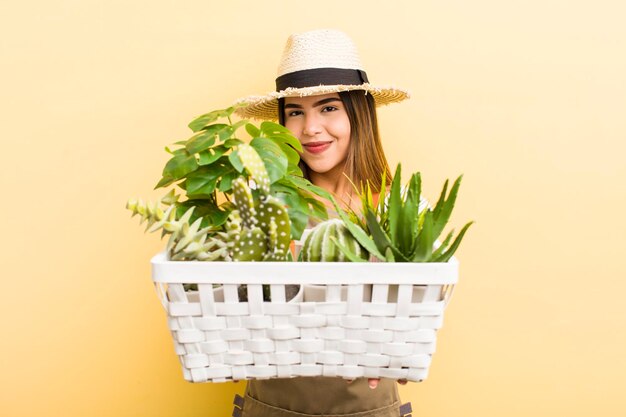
[{"left": 276, "top": 68, "right": 369, "bottom": 92}]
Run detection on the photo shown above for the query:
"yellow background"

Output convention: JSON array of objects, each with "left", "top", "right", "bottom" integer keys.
[{"left": 1, "top": 1, "right": 625, "bottom": 416}]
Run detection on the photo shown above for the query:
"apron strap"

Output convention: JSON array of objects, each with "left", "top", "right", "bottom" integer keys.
[
  {"left": 400, "top": 402, "right": 413, "bottom": 417},
  {"left": 232, "top": 394, "right": 244, "bottom": 417}
]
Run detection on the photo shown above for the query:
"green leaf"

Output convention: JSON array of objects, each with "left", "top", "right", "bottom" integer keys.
[
  {"left": 161, "top": 151, "right": 199, "bottom": 181},
  {"left": 433, "top": 221, "right": 473, "bottom": 262},
  {"left": 230, "top": 119, "right": 248, "bottom": 133},
  {"left": 215, "top": 125, "right": 235, "bottom": 140},
  {"left": 185, "top": 131, "right": 215, "bottom": 154},
  {"left": 155, "top": 175, "right": 176, "bottom": 189},
  {"left": 185, "top": 174, "right": 218, "bottom": 198},
  {"left": 223, "top": 138, "right": 244, "bottom": 148},
  {"left": 389, "top": 245, "right": 410, "bottom": 262},
  {"left": 217, "top": 170, "right": 238, "bottom": 192},
  {"left": 185, "top": 162, "right": 235, "bottom": 198},
  {"left": 198, "top": 145, "right": 227, "bottom": 165},
  {"left": 245, "top": 123, "right": 260, "bottom": 137},
  {"left": 288, "top": 175, "right": 333, "bottom": 201},
  {"left": 365, "top": 182, "right": 374, "bottom": 211},
  {"left": 279, "top": 176, "right": 331, "bottom": 220},
  {"left": 268, "top": 132, "right": 303, "bottom": 153},
  {"left": 271, "top": 180, "right": 327, "bottom": 226},
  {"left": 287, "top": 209, "right": 309, "bottom": 240},
  {"left": 430, "top": 229, "right": 454, "bottom": 260},
  {"left": 250, "top": 137, "right": 288, "bottom": 183},
  {"left": 307, "top": 197, "right": 328, "bottom": 221},
  {"left": 188, "top": 111, "right": 222, "bottom": 132},
  {"left": 413, "top": 211, "right": 434, "bottom": 262},
  {"left": 175, "top": 200, "right": 232, "bottom": 228},
  {"left": 398, "top": 173, "right": 420, "bottom": 256},
  {"left": 287, "top": 164, "right": 303, "bottom": 176},
  {"left": 220, "top": 105, "right": 240, "bottom": 118},
  {"left": 228, "top": 150, "right": 244, "bottom": 172},
  {"left": 335, "top": 205, "right": 385, "bottom": 261},
  {"left": 431, "top": 176, "right": 462, "bottom": 241},
  {"left": 387, "top": 164, "right": 403, "bottom": 246},
  {"left": 185, "top": 126, "right": 224, "bottom": 154},
  {"left": 406, "top": 173, "right": 421, "bottom": 215},
  {"left": 377, "top": 171, "right": 388, "bottom": 214},
  {"left": 365, "top": 209, "right": 394, "bottom": 256},
  {"left": 260, "top": 121, "right": 293, "bottom": 136},
  {"left": 276, "top": 141, "right": 301, "bottom": 166},
  {"left": 274, "top": 187, "right": 310, "bottom": 213},
  {"left": 187, "top": 106, "right": 243, "bottom": 132}
]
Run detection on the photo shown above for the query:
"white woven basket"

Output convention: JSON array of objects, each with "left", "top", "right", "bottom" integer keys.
[{"left": 151, "top": 251, "right": 458, "bottom": 383}]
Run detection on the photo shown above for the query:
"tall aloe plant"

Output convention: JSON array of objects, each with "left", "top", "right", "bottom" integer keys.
[{"left": 334, "top": 164, "right": 473, "bottom": 262}]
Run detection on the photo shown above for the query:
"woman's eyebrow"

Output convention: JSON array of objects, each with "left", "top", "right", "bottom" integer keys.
[
  {"left": 284, "top": 97, "right": 341, "bottom": 109},
  {"left": 312, "top": 97, "right": 341, "bottom": 107}
]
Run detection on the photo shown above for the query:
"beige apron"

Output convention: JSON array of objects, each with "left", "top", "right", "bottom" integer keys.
[{"left": 234, "top": 377, "right": 411, "bottom": 417}]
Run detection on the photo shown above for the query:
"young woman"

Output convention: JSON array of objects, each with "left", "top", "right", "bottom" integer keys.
[
  {"left": 234, "top": 29, "right": 412, "bottom": 417},
  {"left": 280, "top": 91, "right": 388, "bottom": 217}
]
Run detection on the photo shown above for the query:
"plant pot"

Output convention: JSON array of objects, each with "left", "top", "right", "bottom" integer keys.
[
  {"left": 303, "top": 283, "right": 429, "bottom": 303},
  {"left": 181, "top": 283, "right": 303, "bottom": 303}
]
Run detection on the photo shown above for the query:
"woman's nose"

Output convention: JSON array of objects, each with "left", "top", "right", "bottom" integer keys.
[{"left": 302, "top": 114, "right": 323, "bottom": 137}]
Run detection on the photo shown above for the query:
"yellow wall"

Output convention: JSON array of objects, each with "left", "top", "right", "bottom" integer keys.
[{"left": 1, "top": 1, "right": 625, "bottom": 416}]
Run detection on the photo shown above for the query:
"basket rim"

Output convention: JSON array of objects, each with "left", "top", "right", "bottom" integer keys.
[{"left": 151, "top": 251, "right": 458, "bottom": 285}]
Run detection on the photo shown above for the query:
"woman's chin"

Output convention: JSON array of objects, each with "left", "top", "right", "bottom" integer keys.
[{"left": 304, "top": 163, "right": 335, "bottom": 175}]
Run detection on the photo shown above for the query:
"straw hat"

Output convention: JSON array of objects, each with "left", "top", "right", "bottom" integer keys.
[{"left": 234, "top": 29, "right": 410, "bottom": 120}]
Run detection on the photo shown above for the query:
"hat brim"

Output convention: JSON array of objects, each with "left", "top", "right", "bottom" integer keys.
[{"left": 233, "top": 83, "right": 410, "bottom": 120}]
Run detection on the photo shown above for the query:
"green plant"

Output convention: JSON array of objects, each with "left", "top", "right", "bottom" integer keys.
[
  {"left": 334, "top": 164, "right": 473, "bottom": 262},
  {"left": 128, "top": 142, "right": 295, "bottom": 262},
  {"left": 151, "top": 105, "right": 328, "bottom": 241}
]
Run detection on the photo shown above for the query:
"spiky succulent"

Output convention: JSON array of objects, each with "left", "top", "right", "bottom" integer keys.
[
  {"left": 126, "top": 199, "right": 230, "bottom": 261},
  {"left": 334, "top": 164, "right": 473, "bottom": 262}
]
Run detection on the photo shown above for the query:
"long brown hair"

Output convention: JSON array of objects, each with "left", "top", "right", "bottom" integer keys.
[{"left": 278, "top": 90, "right": 391, "bottom": 193}]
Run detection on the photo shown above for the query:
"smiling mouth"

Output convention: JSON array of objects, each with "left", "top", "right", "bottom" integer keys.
[{"left": 303, "top": 142, "right": 332, "bottom": 154}]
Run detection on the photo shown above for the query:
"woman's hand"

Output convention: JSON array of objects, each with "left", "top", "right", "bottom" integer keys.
[{"left": 346, "top": 378, "right": 408, "bottom": 388}]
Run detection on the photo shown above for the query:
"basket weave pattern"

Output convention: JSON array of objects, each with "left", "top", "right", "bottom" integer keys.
[{"left": 152, "top": 252, "right": 457, "bottom": 383}]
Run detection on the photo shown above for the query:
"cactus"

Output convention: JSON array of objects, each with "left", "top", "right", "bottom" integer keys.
[
  {"left": 229, "top": 144, "right": 291, "bottom": 262},
  {"left": 230, "top": 177, "right": 291, "bottom": 262},
  {"left": 300, "top": 219, "right": 368, "bottom": 262},
  {"left": 238, "top": 143, "right": 270, "bottom": 195}
]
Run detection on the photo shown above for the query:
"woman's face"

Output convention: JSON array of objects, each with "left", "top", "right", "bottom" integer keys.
[{"left": 283, "top": 93, "right": 351, "bottom": 175}]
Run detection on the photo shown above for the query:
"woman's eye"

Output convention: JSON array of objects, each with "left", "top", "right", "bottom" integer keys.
[
  {"left": 321, "top": 106, "right": 338, "bottom": 112},
  {"left": 286, "top": 110, "right": 303, "bottom": 117}
]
